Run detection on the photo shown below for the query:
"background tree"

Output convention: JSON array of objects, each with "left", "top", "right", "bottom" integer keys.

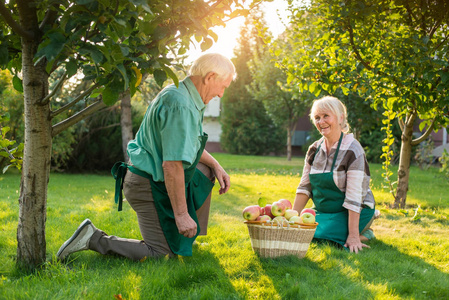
[
  {"left": 277, "top": 0, "right": 449, "bottom": 208},
  {"left": 220, "top": 9, "right": 285, "bottom": 155},
  {"left": 0, "top": 0, "right": 249, "bottom": 269},
  {"left": 248, "top": 32, "right": 307, "bottom": 161}
]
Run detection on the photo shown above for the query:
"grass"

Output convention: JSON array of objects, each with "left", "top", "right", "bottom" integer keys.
[{"left": 0, "top": 153, "right": 448, "bottom": 299}]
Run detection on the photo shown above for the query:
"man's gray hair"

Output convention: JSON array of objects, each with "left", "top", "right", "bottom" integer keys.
[{"left": 189, "top": 53, "right": 236, "bottom": 81}]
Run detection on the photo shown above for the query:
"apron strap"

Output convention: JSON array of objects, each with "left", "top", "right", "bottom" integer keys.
[
  {"left": 111, "top": 162, "right": 128, "bottom": 211},
  {"left": 111, "top": 162, "right": 153, "bottom": 211},
  {"left": 330, "top": 132, "right": 344, "bottom": 172}
]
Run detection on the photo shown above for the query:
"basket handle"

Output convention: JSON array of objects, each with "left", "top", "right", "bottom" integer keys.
[{"left": 271, "top": 218, "right": 290, "bottom": 229}]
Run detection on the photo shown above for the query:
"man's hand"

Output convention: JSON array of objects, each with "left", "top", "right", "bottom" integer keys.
[
  {"left": 212, "top": 164, "right": 230, "bottom": 194},
  {"left": 175, "top": 212, "right": 197, "bottom": 238}
]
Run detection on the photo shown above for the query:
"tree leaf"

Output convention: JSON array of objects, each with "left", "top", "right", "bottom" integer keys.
[
  {"left": 12, "top": 75, "right": 23, "bottom": 93},
  {"left": 154, "top": 69, "right": 167, "bottom": 87},
  {"left": 102, "top": 87, "right": 120, "bottom": 106}
]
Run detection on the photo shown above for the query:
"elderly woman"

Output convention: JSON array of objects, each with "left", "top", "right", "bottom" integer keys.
[{"left": 293, "top": 96, "right": 378, "bottom": 253}]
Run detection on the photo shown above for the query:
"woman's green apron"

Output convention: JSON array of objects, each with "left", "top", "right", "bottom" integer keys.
[
  {"left": 309, "top": 132, "right": 374, "bottom": 248},
  {"left": 112, "top": 133, "right": 214, "bottom": 256}
]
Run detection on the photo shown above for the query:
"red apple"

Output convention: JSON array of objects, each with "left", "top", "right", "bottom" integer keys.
[
  {"left": 301, "top": 212, "right": 316, "bottom": 224},
  {"left": 242, "top": 205, "right": 261, "bottom": 221},
  {"left": 261, "top": 204, "right": 275, "bottom": 219},
  {"left": 279, "top": 199, "right": 292, "bottom": 210},
  {"left": 284, "top": 209, "right": 299, "bottom": 220},
  {"left": 271, "top": 201, "right": 287, "bottom": 217},
  {"left": 300, "top": 208, "right": 316, "bottom": 217}
]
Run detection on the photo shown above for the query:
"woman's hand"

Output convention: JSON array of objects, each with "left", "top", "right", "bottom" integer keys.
[{"left": 344, "top": 235, "right": 370, "bottom": 253}]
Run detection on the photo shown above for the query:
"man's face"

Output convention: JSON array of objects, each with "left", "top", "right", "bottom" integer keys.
[{"left": 203, "top": 74, "right": 233, "bottom": 104}]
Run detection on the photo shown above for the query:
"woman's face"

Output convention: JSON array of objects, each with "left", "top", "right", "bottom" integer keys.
[{"left": 313, "top": 109, "right": 341, "bottom": 138}]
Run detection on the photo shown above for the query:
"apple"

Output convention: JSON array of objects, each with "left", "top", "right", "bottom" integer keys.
[
  {"left": 289, "top": 215, "right": 302, "bottom": 224},
  {"left": 279, "top": 199, "right": 292, "bottom": 210},
  {"left": 272, "top": 216, "right": 287, "bottom": 224},
  {"left": 271, "top": 201, "right": 287, "bottom": 217},
  {"left": 301, "top": 212, "right": 316, "bottom": 224},
  {"left": 242, "top": 205, "right": 261, "bottom": 221},
  {"left": 261, "top": 204, "right": 275, "bottom": 219},
  {"left": 259, "top": 215, "right": 272, "bottom": 223},
  {"left": 284, "top": 209, "right": 299, "bottom": 220},
  {"left": 300, "top": 208, "right": 316, "bottom": 217}
]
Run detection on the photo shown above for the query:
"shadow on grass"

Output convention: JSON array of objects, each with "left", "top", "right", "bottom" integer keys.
[
  {"left": 258, "top": 239, "right": 449, "bottom": 299},
  {"left": 49, "top": 243, "right": 240, "bottom": 299}
]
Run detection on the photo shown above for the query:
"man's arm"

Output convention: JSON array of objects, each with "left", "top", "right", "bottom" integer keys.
[
  {"left": 163, "top": 160, "right": 197, "bottom": 238},
  {"left": 199, "top": 150, "right": 230, "bottom": 194}
]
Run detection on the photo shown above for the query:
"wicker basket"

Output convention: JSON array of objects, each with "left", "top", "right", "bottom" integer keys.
[{"left": 245, "top": 220, "right": 318, "bottom": 258}]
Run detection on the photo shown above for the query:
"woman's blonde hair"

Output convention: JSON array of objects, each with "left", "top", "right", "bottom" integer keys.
[
  {"left": 189, "top": 53, "right": 236, "bottom": 81},
  {"left": 310, "top": 96, "right": 350, "bottom": 133}
]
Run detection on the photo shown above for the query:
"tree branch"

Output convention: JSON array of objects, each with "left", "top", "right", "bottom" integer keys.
[
  {"left": 398, "top": 117, "right": 405, "bottom": 132},
  {"left": 0, "top": 2, "right": 34, "bottom": 40},
  {"left": 411, "top": 118, "right": 436, "bottom": 146},
  {"left": 39, "top": 3, "right": 59, "bottom": 31},
  {"left": 52, "top": 99, "right": 107, "bottom": 137},
  {"left": 50, "top": 82, "right": 101, "bottom": 118},
  {"left": 39, "top": 71, "right": 67, "bottom": 105}
]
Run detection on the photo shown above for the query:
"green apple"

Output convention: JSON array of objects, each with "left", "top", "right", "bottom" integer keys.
[
  {"left": 284, "top": 209, "right": 299, "bottom": 220},
  {"left": 301, "top": 212, "right": 315, "bottom": 224},
  {"left": 272, "top": 215, "right": 287, "bottom": 224},
  {"left": 288, "top": 215, "right": 302, "bottom": 224},
  {"left": 258, "top": 215, "right": 272, "bottom": 223}
]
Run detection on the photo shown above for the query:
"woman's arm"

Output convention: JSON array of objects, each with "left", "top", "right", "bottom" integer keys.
[
  {"left": 344, "top": 210, "right": 370, "bottom": 253},
  {"left": 293, "top": 193, "right": 309, "bottom": 213}
]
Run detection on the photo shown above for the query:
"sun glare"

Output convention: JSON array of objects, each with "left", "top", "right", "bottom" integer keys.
[{"left": 187, "top": 0, "right": 291, "bottom": 63}]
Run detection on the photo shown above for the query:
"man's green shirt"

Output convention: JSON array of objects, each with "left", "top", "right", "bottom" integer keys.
[{"left": 127, "top": 77, "right": 206, "bottom": 182}]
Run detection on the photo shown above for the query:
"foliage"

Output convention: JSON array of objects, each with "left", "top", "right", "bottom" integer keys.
[
  {"left": 220, "top": 9, "right": 285, "bottom": 155},
  {"left": 0, "top": 113, "right": 23, "bottom": 173},
  {"left": 0, "top": 70, "right": 23, "bottom": 173},
  {"left": 1, "top": 154, "right": 449, "bottom": 299},
  {"left": 1, "top": 0, "right": 251, "bottom": 103},
  {"left": 439, "top": 149, "right": 449, "bottom": 180},
  {"left": 413, "top": 138, "right": 435, "bottom": 170}
]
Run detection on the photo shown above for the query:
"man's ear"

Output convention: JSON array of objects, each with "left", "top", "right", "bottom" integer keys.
[{"left": 203, "top": 72, "right": 216, "bottom": 84}]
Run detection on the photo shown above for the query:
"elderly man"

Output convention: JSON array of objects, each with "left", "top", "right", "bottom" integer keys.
[{"left": 57, "top": 53, "right": 236, "bottom": 261}]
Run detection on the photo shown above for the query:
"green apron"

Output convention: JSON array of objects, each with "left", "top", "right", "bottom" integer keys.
[
  {"left": 112, "top": 133, "right": 214, "bottom": 256},
  {"left": 309, "top": 132, "right": 374, "bottom": 248}
]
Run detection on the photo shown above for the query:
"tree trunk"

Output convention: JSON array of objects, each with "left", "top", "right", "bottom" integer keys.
[
  {"left": 120, "top": 90, "right": 133, "bottom": 162},
  {"left": 17, "top": 39, "right": 51, "bottom": 269},
  {"left": 394, "top": 113, "right": 416, "bottom": 208},
  {"left": 286, "top": 128, "right": 292, "bottom": 161},
  {"left": 286, "top": 119, "right": 297, "bottom": 161}
]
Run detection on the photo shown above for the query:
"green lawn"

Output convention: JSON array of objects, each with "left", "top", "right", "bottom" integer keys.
[{"left": 1, "top": 153, "right": 448, "bottom": 299}]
